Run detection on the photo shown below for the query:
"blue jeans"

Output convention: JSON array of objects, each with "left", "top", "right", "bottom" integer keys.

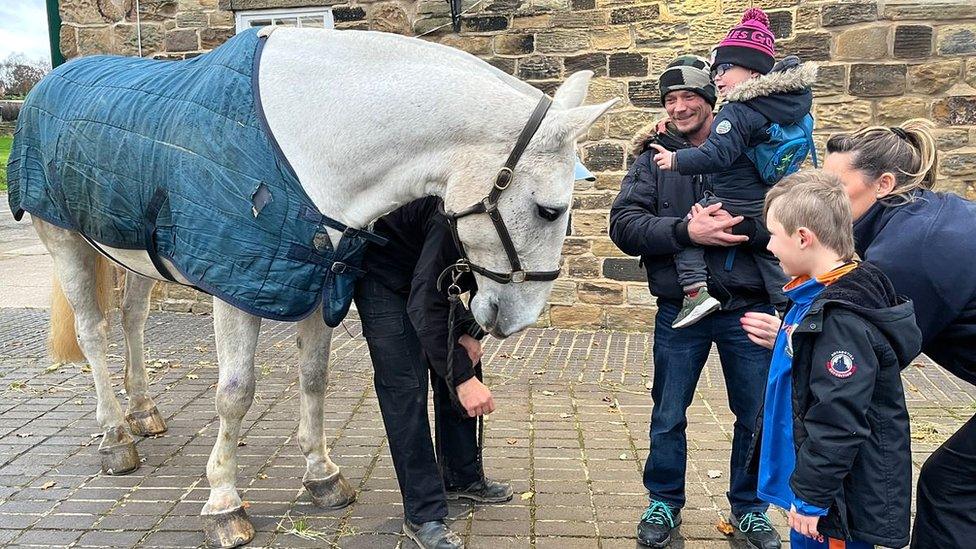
[{"left": 644, "top": 299, "right": 773, "bottom": 514}]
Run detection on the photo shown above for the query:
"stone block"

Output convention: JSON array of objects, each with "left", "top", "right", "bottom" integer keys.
[
  {"left": 586, "top": 121, "right": 608, "bottom": 141},
  {"left": 511, "top": 14, "right": 551, "bottom": 30},
  {"left": 518, "top": 56, "right": 563, "bottom": 80},
  {"left": 609, "top": 53, "right": 647, "bottom": 77},
  {"left": 821, "top": 1, "right": 877, "bottom": 27},
  {"left": 810, "top": 64, "right": 847, "bottom": 97},
  {"left": 940, "top": 149, "right": 976, "bottom": 177},
  {"left": 114, "top": 22, "right": 164, "bottom": 56},
  {"left": 176, "top": 11, "right": 208, "bottom": 28},
  {"left": 572, "top": 211, "right": 609, "bottom": 236},
  {"left": 669, "top": 0, "right": 719, "bottom": 17},
  {"left": 793, "top": 3, "right": 819, "bottom": 31},
  {"left": 582, "top": 142, "right": 624, "bottom": 171},
  {"left": 689, "top": 15, "right": 739, "bottom": 45},
  {"left": 462, "top": 15, "right": 509, "bottom": 33},
  {"left": 606, "top": 110, "right": 650, "bottom": 139},
  {"left": 932, "top": 129, "right": 970, "bottom": 151},
  {"left": 333, "top": 6, "right": 367, "bottom": 22},
  {"left": 484, "top": 0, "right": 523, "bottom": 11},
  {"left": 565, "top": 256, "right": 602, "bottom": 279},
  {"left": 77, "top": 26, "right": 115, "bottom": 55},
  {"left": 494, "top": 34, "right": 534, "bottom": 55},
  {"left": 371, "top": 3, "right": 412, "bottom": 35},
  {"left": 884, "top": 3, "right": 976, "bottom": 21},
  {"left": 438, "top": 35, "right": 492, "bottom": 55},
  {"left": 590, "top": 28, "right": 632, "bottom": 50},
  {"left": 586, "top": 77, "right": 626, "bottom": 103},
  {"left": 594, "top": 172, "right": 624, "bottom": 190},
  {"left": 609, "top": 5, "right": 659, "bottom": 25},
  {"left": 578, "top": 281, "right": 624, "bottom": 304},
  {"left": 550, "top": 304, "right": 604, "bottom": 329},
  {"left": 565, "top": 53, "right": 608, "bottom": 77},
  {"left": 537, "top": 31, "right": 590, "bottom": 53},
  {"left": 634, "top": 22, "right": 690, "bottom": 46},
  {"left": 60, "top": 24, "right": 79, "bottom": 59},
  {"left": 605, "top": 306, "right": 654, "bottom": 331},
  {"left": 487, "top": 57, "right": 517, "bottom": 75},
  {"left": 893, "top": 25, "right": 932, "bottom": 59},
  {"left": 968, "top": 59, "right": 976, "bottom": 90},
  {"left": 590, "top": 238, "right": 626, "bottom": 257},
  {"left": 628, "top": 80, "right": 659, "bottom": 108},
  {"left": 767, "top": 9, "right": 792, "bottom": 39},
  {"left": 573, "top": 192, "right": 615, "bottom": 210},
  {"left": 161, "top": 299, "right": 193, "bottom": 313},
  {"left": 602, "top": 257, "right": 645, "bottom": 282},
  {"left": 164, "top": 28, "right": 199, "bottom": 52},
  {"left": 834, "top": 26, "right": 889, "bottom": 60},
  {"left": 200, "top": 27, "right": 234, "bottom": 49},
  {"left": 552, "top": 10, "right": 608, "bottom": 28},
  {"left": 571, "top": 0, "right": 595, "bottom": 9},
  {"left": 191, "top": 301, "right": 213, "bottom": 315},
  {"left": 813, "top": 99, "right": 873, "bottom": 130},
  {"left": 60, "top": 0, "right": 127, "bottom": 25},
  {"left": 909, "top": 61, "right": 962, "bottom": 96},
  {"left": 933, "top": 96, "right": 976, "bottom": 126},
  {"left": 938, "top": 25, "right": 976, "bottom": 56},
  {"left": 626, "top": 284, "right": 653, "bottom": 306},
  {"left": 779, "top": 32, "right": 831, "bottom": 61},
  {"left": 530, "top": 80, "right": 562, "bottom": 95},
  {"left": 723, "top": 0, "right": 797, "bottom": 12},
  {"left": 549, "top": 280, "right": 577, "bottom": 304},
  {"left": 876, "top": 97, "right": 929, "bottom": 126},
  {"left": 562, "top": 237, "right": 590, "bottom": 255},
  {"left": 849, "top": 64, "right": 906, "bottom": 97},
  {"left": 208, "top": 11, "right": 235, "bottom": 27}
]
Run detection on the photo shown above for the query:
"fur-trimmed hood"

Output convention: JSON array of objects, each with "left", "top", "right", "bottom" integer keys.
[
  {"left": 630, "top": 118, "right": 693, "bottom": 157},
  {"left": 722, "top": 57, "right": 817, "bottom": 125}
]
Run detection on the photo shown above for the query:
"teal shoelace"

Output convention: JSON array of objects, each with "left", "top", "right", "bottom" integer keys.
[
  {"left": 738, "top": 512, "right": 774, "bottom": 532},
  {"left": 640, "top": 501, "right": 675, "bottom": 528}
]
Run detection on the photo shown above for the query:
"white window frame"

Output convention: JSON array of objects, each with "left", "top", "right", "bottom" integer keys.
[{"left": 234, "top": 7, "right": 335, "bottom": 33}]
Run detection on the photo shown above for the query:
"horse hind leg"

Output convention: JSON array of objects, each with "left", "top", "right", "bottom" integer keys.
[
  {"left": 121, "top": 273, "right": 167, "bottom": 436},
  {"left": 201, "top": 299, "right": 259, "bottom": 548},
  {"left": 34, "top": 220, "right": 140, "bottom": 475},
  {"left": 296, "top": 309, "right": 356, "bottom": 509}
]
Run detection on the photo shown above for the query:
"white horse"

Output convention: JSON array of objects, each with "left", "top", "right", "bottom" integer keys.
[{"left": 29, "top": 28, "right": 616, "bottom": 547}]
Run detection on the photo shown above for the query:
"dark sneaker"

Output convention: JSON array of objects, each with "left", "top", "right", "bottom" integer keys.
[
  {"left": 731, "top": 511, "right": 781, "bottom": 549},
  {"left": 637, "top": 500, "right": 681, "bottom": 548},
  {"left": 445, "top": 478, "right": 514, "bottom": 503},
  {"left": 672, "top": 288, "right": 721, "bottom": 329},
  {"left": 403, "top": 520, "right": 464, "bottom": 549}
]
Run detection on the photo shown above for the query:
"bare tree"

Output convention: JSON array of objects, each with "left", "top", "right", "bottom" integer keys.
[{"left": 0, "top": 54, "right": 51, "bottom": 99}]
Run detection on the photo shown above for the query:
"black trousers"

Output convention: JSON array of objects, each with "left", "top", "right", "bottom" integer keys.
[
  {"left": 911, "top": 411, "right": 976, "bottom": 548},
  {"left": 354, "top": 275, "right": 483, "bottom": 524}
]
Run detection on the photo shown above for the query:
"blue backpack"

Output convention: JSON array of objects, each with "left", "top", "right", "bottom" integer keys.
[{"left": 747, "top": 114, "right": 817, "bottom": 185}]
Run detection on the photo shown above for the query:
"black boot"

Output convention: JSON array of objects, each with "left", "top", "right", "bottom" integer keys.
[
  {"left": 445, "top": 478, "right": 514, "bottom": 503},
  {"left": 731, "top": 511, "right": 781, "bottom": 549},
  {"left": 403, "top": 520, "right": 464, "bottom": 549},
  {"left": 637, "top": 500, "right": 681, "bottom": 548}
]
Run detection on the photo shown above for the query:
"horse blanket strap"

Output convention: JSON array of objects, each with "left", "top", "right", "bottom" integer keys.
[
  {"left": 6, "top": 28, "right": 383, "bottom": 326},
  {"left": 443, "top": 95, "right": 561, "bottom": 285}
]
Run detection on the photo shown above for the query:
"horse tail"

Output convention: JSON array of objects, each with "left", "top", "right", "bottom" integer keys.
[{"left": 49, "top": 255, "right": 116, "bottom": 363}]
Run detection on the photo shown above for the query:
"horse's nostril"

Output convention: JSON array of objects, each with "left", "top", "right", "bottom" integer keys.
[{"left": 537, "top": 204, "right": 565, "bottom": 222}]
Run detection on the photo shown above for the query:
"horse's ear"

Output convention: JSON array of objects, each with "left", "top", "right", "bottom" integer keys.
[
  {"left": 553, "top": 71, "right": 594, "bottom": 110},
  {"left": 556, "top": 99, "right": 619, "bottom": 140}
]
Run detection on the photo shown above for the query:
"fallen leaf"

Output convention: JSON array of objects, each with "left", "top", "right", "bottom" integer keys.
[
  {"left": 520, "top": 491, "right": 534, "bottom": 501},
  {"left": 16, "top": 432, "right": 32, "bottom": 438},
  {"left": 716, "top": 519, "right": 735, "bottom": 536},
  {"left": 44, "top": 363, "right": 62, "bottom": 373},
  {"left": 238, "top": 440, "right": 247, "bottom": 447},
  {"left": 41, "top": 481, "right": 56, "bottom": 490},
  {"left": 242, "top": 501, "right": 251, "bottom": 509},
  {"left": 559, "top": 413, "right": 571, "bottom": 419},
  {"left": 533, "top": 370, "right": 546, "bottom": 375},
  {"left": 541, "top": 390, "right": 556, "bottom": 396},
  {"left": 257, "top": 473, "right": 269, "bottom": 480},
  {"left": 618, "top": 453, "right": 628, "bottom": 460},
  {"left": 506, "top": 438, "right": 518, "bottom": 445},
  {"left": 707, "top": 470, "right": 722, "bottom": 479},
  {"left": 187, "top": 374, "right": 199, "bottom": 380},
  {"left": 645, "top": 382, "right": 652, "bottom": 390},
  {"left": 602, "top": 395, "right": 613, "bottom": 403}
]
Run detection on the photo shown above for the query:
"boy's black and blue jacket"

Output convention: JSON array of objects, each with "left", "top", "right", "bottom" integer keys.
[
  {"left": 854, "top": 190, "right": 976, "bottom": 387},
  {"left": 673, "top": 58, "right": 817, "bottom": 201},
  {"left": 750, "top": 262, "right": 922, "bottom": 547},
  {"left": 610, "top": 120, "right": 778, "bottom": 311}
]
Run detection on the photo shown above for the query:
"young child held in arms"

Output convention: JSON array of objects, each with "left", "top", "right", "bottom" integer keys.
[
  {"left": 652, "top": 7, "right": 817, "bottom": 328},
  {"left": 756, "top": 170, "right": 921, "bottom": 549}
]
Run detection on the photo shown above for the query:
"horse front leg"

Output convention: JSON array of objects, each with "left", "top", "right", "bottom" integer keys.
[
  {"left": 121, "top": 273, "right": 167, "bottom": 435},
  {"left": 296, "top": 310, "right": 356, "bottom": 508},
  {"left": 201, "top": 299, "right": 259, "bottom": 548}
]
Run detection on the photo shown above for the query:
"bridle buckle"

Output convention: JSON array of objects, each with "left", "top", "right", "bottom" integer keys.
[
  {"left": 510, "top": 271, "right": 527, "bottom": 283},
  {"left": 494, "top": 167, "right": 514, "bottom": 190}
]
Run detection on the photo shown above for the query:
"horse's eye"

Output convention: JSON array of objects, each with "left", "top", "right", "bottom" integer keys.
[{"left": 536, "top": 204, "right": 565, "bottom": 222}]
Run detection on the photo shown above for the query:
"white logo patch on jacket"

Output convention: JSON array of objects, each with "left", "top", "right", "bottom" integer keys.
[
  {"left": 716, "top": 120, "right": 732, "bottom": 134},
  {"left": 826, "top": 350, "right": 857, "bottom": 378}
]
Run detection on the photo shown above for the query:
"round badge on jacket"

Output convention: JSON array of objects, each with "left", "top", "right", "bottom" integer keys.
[
  {"left": 826, "top": 350, "right": 857, "bottom": 378},
  {"left": 716, "top": 120, "right": 732, "bottom": 134}
]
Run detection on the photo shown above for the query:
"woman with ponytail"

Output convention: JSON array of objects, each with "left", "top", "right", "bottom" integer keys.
[{"left": 742, "top": 119, "right": 976, "bottom": 547}]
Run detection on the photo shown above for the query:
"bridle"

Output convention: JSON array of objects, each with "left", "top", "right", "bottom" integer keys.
[{"left": 440, "top": 94, "right": 561, "bottom": 287}]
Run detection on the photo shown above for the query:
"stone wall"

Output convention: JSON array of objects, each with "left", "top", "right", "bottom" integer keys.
[{"left": 59, "top": 0, "right": 976, "bottom": 329}]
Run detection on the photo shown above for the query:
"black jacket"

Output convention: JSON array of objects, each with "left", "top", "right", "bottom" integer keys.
[
  {"left": 609, "top": 120, "right": 781, "bottom": 310},
  {"left": 754, "top": 263, "right": 922, "bottom": 547},
  {"left": 854, "top": 190, "right": 976, "bottom": 387},
  {"left": 673, "top": 58, "right": 816, "bottom": 201},
  {"left": 362, "top": 197, "right": 482, "bottom": 387}
]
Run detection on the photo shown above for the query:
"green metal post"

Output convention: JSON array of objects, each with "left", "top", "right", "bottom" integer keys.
[{"left": 46, "top": 0, "right": 65, "bottom": 68}]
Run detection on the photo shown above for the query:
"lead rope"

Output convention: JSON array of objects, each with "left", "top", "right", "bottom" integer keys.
[{"left": 443, "top": 266, "right": 486, "bottom": 469}]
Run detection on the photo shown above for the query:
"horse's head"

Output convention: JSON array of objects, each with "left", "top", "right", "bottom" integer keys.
[{"left": 444, "top": 71, "right": 617, "bottom": 338}]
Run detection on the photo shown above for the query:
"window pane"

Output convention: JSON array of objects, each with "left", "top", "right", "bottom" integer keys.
[
  {"left": 248, "top": 18, "right": 273, "bottom": 28},
  {"left": 299, "top": 15, "right": 324, "bottom": 28},
  {"left": 276, "top": 17, "right": 299, "bottom": 27}
]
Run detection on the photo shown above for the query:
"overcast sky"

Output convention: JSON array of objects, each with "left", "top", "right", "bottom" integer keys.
[{"left": 1, "top": 0, "right": 51, "bottom": 63}]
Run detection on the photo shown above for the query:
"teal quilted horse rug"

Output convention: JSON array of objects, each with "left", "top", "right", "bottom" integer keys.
[{"left": 6, "top": 28, "right": 384, "bottom": 326}]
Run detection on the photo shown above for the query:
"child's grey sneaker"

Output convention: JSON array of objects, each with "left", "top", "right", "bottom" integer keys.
[{"left": 672, "top": 288, "right": 721, "bottom": 328}]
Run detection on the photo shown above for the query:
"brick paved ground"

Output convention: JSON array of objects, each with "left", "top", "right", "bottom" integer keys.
[{"left": 0, "top": 308, "right": 974, "bottom": 548}]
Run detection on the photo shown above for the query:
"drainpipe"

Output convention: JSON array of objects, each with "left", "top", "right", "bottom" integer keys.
[{"left": 45, "top": 0, "right": 65, "bottom": 68}]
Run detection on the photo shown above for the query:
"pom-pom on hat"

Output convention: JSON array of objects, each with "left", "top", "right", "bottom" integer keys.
[{"left": 713, "top": 8, "right": 776, "bottom": 75}]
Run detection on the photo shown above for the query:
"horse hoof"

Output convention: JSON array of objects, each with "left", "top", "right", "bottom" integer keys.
[
  {"left": 126, "top": 406, "right": 168, "bottom": 436},
  {"left": 98, "top": 427, "right": 140, "bottom": 475},
  {"left": 202, "top": 506, "right": 255, "bottom": 548},
  {"left": 305, "top": 472, "right": 357, "bottom": 509}
]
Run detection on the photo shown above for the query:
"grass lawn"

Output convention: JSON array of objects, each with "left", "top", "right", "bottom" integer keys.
[{"left": 0, "top": 135, "right": 11, "bottom": 192}]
